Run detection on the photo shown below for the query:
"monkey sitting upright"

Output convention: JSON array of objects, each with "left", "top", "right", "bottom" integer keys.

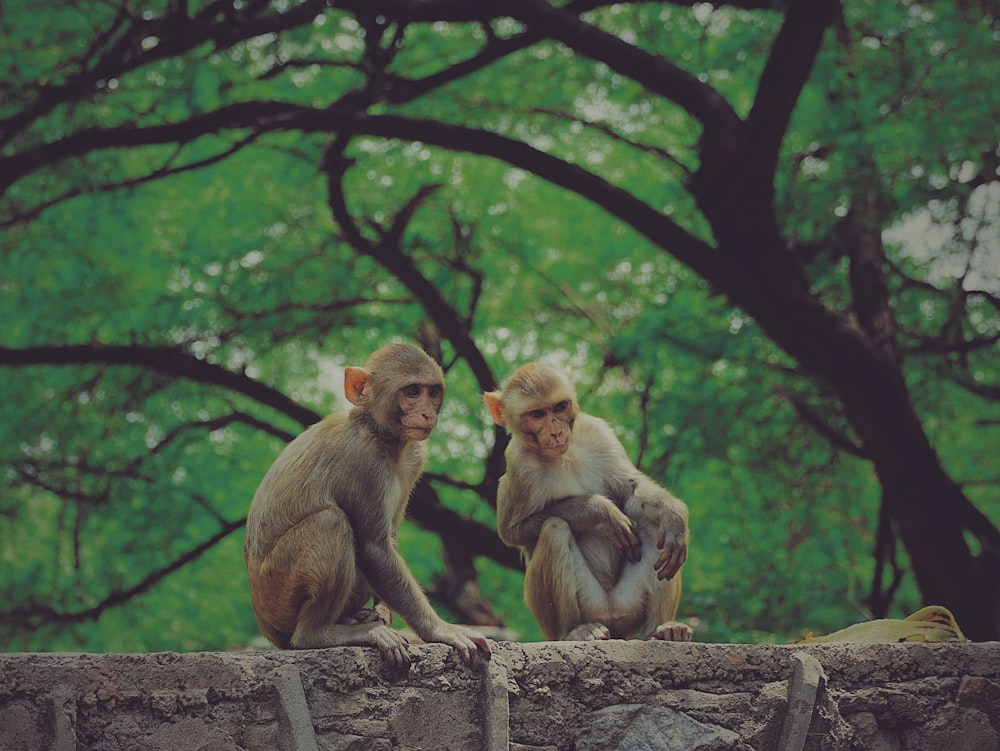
[
  {"left": 484, "top": 362, "right": 691, "bottom": 642},
  {"left": 245, "top": 342, "right": 491, "bottom": 668}
]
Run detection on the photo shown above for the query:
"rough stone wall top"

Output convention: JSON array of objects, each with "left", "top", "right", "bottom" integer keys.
[{"left": 2, "top": 641, "right": 999, "bottom": 751}]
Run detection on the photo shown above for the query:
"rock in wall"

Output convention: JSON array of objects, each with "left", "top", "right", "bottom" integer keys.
[{"left": 1, "top": 641, "right": 998, "bottom": 750}]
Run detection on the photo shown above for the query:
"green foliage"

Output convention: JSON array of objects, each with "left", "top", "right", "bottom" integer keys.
[{"left": 1, "top": 1, "right": 997, "bottom": 652}]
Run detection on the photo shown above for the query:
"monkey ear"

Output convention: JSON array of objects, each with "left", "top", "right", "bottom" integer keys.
[
  {"left": 344, "top": 367, "right": 371, "bottom": 406},
  {"left": 482, "top": 391, "right": 506, "bottom": 427}
]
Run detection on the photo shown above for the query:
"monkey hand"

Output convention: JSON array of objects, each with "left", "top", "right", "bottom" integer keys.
[
  {"left": 424, "top": 623, "right": 493, "bottom": 669},
  {"left": 369, "top": 624, "right": 412, "bottom": 669},
  {"left": 626, "top": 494, "right": 687, "bottom": 580},
  {"left": 597, "top": 502, "right": 642, "bottom": 562},
  {"left": 652, "top": 520, "right": 688, "bottom": 581}
]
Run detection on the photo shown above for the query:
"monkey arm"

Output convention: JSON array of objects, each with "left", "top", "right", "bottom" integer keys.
[
  {"left": 498, "top": 489, "right": 641, "bottom": 562},
  {"left": 356, "top": 537, "right": 443, "bottom": 632},
  {"left": 626, "top": 476, "right": 689, "bottom": 581},
  {"left": 355, "top": 537, "right": 492, "bottom": 666}
]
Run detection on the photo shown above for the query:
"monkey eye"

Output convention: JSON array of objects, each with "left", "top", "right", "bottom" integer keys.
[
  {"left": 429, "top": 385, "right": 443, "bottom": 399},
  {"left": 553, "top": 400, "right": 570, "bottom": 414},
  {"left": 528, "top": 409, "right": 546, "bottom": 420},
  {"left": 404, "top": 384, "right": 421, "bottom": 398}
]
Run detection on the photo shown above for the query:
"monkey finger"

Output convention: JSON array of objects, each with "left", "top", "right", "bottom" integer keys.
[
  {"left": 655, "top": 528, "right": 668, "bottom": 550},
  {"left": 474, "top": 636, "right": 493, "bottom": 662},
  {"left": 380, "top": 642, "right": 411, "bottom": 669},
  {"left": 655, "top": 547, "right": 686, "bottom": 580},
  {"left": 618, "top": 527, "right": 642, "bottom": 561},
  {"left": 657, "top": 563, "right": 677, "bottom": 581},
  {"left": 438, "top": 628, "right": 490, "bottom": 668},
  {"left": 372, "top": 625, "right": 411, "bottom": 669},
  {"left": 612, "top": 533, "right": 639, "bottom": 562},
  {"left": 462, "top": 632, "right": 493, "bottom": 667},
  {"left": 627, "top": 538, "right": 642, "bottom": 562},
  {"left": 460, "top": 639, "right": 484, "bottom": 669},
  {"left": 391, "top": 646, "right": 412, "bottom": 669}
]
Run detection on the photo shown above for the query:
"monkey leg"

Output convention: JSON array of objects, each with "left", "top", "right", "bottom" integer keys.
[
  {"left": 623, "top": 506, "right": 692, "bottom": 641},
  {"left": 248, "top": 506, "right": 370, "bottom": 649},
  {"left": 525, "top": 517, "right": 612, "bottom": 640},
  {"left": 279, "top": 511, "right": 411, "bottom": 665},
  {"left": 642, "top": 570, "right": 692, "bottom": 642},
  {"left": 607, "top": 529, "right": 691, "bottom": 641}
]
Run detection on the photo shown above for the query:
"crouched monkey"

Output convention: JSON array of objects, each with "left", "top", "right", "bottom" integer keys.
[
  {"left": 245, "top": 342, "right": 491, "bottom": 668},
  {"left": 484, "top": 362, "right": 691, "bottom": 642}
]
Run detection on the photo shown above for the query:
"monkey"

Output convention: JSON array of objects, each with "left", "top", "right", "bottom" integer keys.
[
  {"left": 244, "top": 342, "right": 491, "bottom": 669},
  {"left": 484, "top": 362, "right": 691, "bottom": 642}
]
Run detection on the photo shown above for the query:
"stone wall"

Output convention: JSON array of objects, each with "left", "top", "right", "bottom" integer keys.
[{"left": 2, "top": 641, "right": 999, "bottom": 750}]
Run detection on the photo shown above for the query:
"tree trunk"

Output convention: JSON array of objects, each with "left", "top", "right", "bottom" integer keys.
[
  {"left": 689, "top": 111, "right": 1000, "bottom": 638},
  {"left": 699, "top": 205, "right": 1000, "bottom": 640},
  {"left": 835, "top": 351, "right": 1000, "bottom": 641}
]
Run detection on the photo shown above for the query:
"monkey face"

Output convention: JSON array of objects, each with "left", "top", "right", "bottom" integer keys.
[
  {"left": 519, "top": 399, "right": 574, "bottom": 457},
  {"left": 396, "top": 382, "right": 443, "bottom": 441},
  {"left": 485, "top": 361, "right": 580, "bottom": 458}
]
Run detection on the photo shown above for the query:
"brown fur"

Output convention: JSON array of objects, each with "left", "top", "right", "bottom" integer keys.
[
  {"left": 245, "top": 343, "right": 491, "bottom": 668},
  {"left": 485, "top": 362, "right": 691, "bottom": 641}
]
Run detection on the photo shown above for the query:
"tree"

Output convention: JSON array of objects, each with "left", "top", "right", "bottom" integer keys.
[{"left": 1, "top": 1, "right": 997, "bottom": 647}]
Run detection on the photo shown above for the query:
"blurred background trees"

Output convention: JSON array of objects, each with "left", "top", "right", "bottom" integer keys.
[{"left": 1, "top": 0, "right": 997, "bottom": 650}]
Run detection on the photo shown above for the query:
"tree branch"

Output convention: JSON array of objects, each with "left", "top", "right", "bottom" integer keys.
[
  {"left": 0, "top": 0, "right": 329, "bottom": 149},
  {"left": 0, "top": 518, "right": 245, "bottom": 630},
  {"left": 776, "top": 387, "right": 868, "bottom": 459},
  {"left": 497, "top": 0, "right": 743, "bottom": 144},
  {"left": 744, "top": 0, "right": 839, "bottom": 184},
  {"left": 407, "top": 481, "right": 522, "bottom": 570},
  {"left": 0, "top": 344, "right": 320, "bottom": 427},
  {"left": 323, "top": 145, "right": 510, "bottom": 492},
  {"left": 1, "top": 133, "right": 260, "bottom": 230}
]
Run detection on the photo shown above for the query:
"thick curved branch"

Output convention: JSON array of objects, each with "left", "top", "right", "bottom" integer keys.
[
  {"left": 332, "top": 0, "right": 781, "bottom": 25},
  {"left": 0, "top": 102, "right": 867, "bottom": 387},
  {"left": 1, "top": 101, "right": 295, "bottom": 195},
  {"left": 1, "top": 97, "right": 729, "bottom": 284},
  {"left": 497, "top": 0, "right": 742, "bottom": 145},
  {"left": 5, "top": 103, "right": 697, "bottom": 256},
  {"left": 5, "top": 102, "right": 818, "bottom": 375},
  {"left": 0, "top": 344, "right": 320, "bottom": 427},
  {"left": 324, "top": 146, "right": 510, "bottom": 491},
  {"left": 408, "top": 481, "right": 522, "bottom": 570},
  {"left": 324, "top": 149, "right": 499, "bottom": 390},
  {"left": 745, "top": 0, "right": 839, "bottom": 183},
  {"left": 1, "top": 0, "right": 774, "bottom": 154}
]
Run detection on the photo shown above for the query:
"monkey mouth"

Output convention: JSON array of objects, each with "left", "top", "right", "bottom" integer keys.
[
  {"left": 404, "top": 426, "right": 434, "bottom": 441},
  {"left": 543, "top": 442, "right": 570, "bottom": 457}
]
